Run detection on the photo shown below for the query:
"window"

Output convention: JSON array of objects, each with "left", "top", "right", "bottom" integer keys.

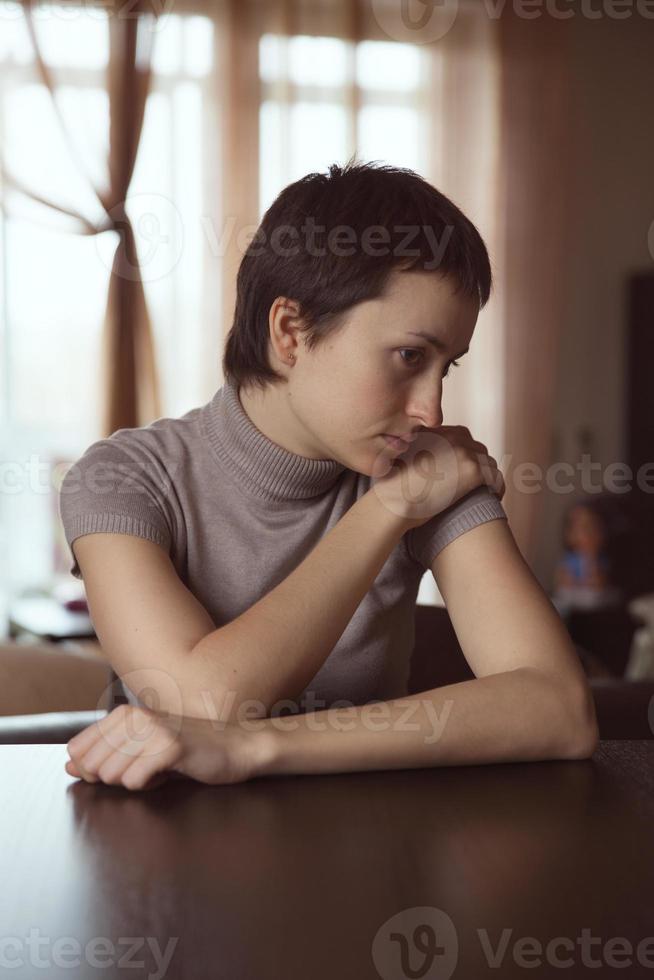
[
  {"left": 258, "top": 33, "right": 429, "bottom": 218},
  {"left": 0, "top": 4, "right": 217, "bottom": 598}
]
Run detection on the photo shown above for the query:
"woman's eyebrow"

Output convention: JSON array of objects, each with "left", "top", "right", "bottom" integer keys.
[{"left": 405, "top": 330, "right": 470, "bottom": 359}]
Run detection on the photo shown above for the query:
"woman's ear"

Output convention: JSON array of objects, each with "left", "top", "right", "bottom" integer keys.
[{"left": 268, "top": 296, "right": 306, "bottom": 362}]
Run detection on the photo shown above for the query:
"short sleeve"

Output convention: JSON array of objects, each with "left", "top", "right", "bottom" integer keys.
[
  {"left": 405, "top": 485, "right": 508, "bottom": 572},
  {"left": 58, "top": 436, "right": 174, "bottom": 580}
]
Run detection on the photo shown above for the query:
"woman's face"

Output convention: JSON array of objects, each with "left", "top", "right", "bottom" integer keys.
[{"left": 279, "top": 268, "right": 480, "bottom": 475}]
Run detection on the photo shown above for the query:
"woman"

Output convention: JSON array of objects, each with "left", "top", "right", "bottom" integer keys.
[{"left": 61, "top": 161, "right": 598, "bottom": 791}]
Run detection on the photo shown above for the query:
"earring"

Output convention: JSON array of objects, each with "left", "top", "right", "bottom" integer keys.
[{"left": 288, "top": 353, "right": 295, "bottom": 361}]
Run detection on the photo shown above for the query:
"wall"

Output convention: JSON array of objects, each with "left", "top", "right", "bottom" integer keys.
[{"left": 535, "top": 9, "right": 654, "bottom": 588}]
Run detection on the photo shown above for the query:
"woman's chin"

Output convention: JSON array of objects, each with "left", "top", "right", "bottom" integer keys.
[
  {"left": 336, "top": 440, "right": 396, "bottom": 478},
  {"left": 360, "top": 448, "right": 396, "bottom": 480}
]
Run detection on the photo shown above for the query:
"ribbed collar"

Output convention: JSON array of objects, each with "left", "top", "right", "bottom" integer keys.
[{"left": 200, "top": 376, "right": 347, "bottom": 501}]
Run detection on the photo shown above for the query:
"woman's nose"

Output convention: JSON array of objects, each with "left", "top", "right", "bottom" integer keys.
[{"left": 406, "top": 395, "right": 443, "bottom": 430}]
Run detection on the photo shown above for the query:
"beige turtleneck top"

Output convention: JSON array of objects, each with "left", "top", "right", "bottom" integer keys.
[{"left": 59, "top": 378, "right": 507, "bottom": 710}]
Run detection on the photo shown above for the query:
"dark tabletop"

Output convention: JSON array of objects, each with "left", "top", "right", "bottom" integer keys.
[{"left": 1, "top": 741, "right": 654, "bottom": 980}]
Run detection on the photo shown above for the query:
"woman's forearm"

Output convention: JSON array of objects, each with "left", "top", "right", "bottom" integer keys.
[
  {"left": 63, "top": 666, "right": 597, "bottom": 791},
  {"left": 250, "top": 667, "right": 598, "bottom": 777},
  {"left": 190, "top": 490, "right": 412, "bottom": 719}
]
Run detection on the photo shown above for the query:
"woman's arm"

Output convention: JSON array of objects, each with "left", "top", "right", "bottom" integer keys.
[
  {"left": 254, "top": 665, "right": 598, "bottom": 778},
  {"left": 199, "top": 516, "right": 599, "bottom": 776},
  {"left": 188, "top": 489, "right": 411, "bottom": 719},
  {"left": 71, "top": 491, "right": 412, "bottom": 724},
  {"left": 66, "top": 502, "right": 600, "bottom": 789},
  {"left": 64, "top": 663, "right": 597, "bottom": 790}
]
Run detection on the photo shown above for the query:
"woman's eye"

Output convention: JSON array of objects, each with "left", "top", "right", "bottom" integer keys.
[
  {"left": 398, "top": 348, "right": 425, "bottom": 367},
  {"left": 398, "top": 349, "right": 461, "bottom": 378}
]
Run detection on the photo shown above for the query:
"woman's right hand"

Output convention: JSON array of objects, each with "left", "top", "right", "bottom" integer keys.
[{"left": 370, "top": 425, "right": 506, "bottom": 530}]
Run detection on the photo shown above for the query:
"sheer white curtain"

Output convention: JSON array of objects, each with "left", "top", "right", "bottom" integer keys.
[{"left": 0, "top": 1, "right": 223, "bottom": 603}]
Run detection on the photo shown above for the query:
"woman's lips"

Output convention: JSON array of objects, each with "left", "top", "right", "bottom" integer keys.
[{"left": 382, "top": 434, "right": 411, "bottom": 452}]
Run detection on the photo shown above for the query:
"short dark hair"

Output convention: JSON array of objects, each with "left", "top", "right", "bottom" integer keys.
[{"left": 222, "top": 158, "right": 493, "bottom": 392}]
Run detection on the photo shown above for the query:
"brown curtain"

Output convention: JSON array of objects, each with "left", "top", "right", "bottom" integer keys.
[
  {"left": 497, "top": 10, "right": 576, "bottom": 565},
  {"left": 1, "top": 0, "right": 162, "bottom": 436},
  {"left": 95, "top": 9, "right": 161, "bottom": 435},
  {"left": 219, "top": 0, "right": 262, "bottom": 342}
]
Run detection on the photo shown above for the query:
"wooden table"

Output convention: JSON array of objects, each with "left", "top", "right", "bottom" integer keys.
[{"left": 1, "top": 741, "right": 653, "bottom": 979}]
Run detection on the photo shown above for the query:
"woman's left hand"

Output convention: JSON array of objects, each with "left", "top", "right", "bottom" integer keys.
[{"left": 64, "top": 704, "right": 265, "bottom": 791}]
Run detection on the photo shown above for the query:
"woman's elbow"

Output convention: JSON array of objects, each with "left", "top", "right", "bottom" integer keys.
[{"left": 564, "top": 683, "right": 600, "bottom": 759}]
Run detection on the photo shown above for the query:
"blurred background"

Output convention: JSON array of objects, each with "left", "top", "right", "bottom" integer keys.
[{"left": 1, "top": 0, "right": 653, "bottom": 696}]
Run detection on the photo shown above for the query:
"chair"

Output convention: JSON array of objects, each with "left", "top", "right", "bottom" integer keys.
[{"left": 409, "top": 603, "right": 654, "bottom": 740}]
